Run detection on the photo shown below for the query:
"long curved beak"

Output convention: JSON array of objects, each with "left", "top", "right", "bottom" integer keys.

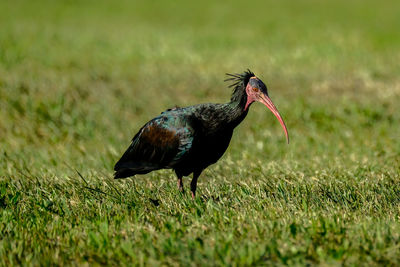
[{"left": 258, "top": 94, "right": 289, "bottom": 144}]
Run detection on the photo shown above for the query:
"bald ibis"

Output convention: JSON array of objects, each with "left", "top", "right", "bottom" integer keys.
[{"left": 114, "top": 70, "right": 289, "bottom": 198}]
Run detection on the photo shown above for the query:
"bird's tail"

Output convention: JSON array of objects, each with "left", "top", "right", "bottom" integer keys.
[
  {"left": 114, "top": 168, "right": 137, "bottom": 179},
  {"left": 113, "top": 161, "right": 161, "bottom": 179}
]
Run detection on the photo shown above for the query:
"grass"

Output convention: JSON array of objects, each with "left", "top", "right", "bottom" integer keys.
[{"left": 1, "top": 0, "right": 400, "bottom": 265}]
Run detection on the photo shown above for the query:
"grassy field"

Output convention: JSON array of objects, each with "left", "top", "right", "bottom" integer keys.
[{"left": 1, "top": 0, "right": 400, "bottom": 265}]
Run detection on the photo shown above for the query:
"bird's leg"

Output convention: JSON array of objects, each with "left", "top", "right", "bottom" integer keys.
[
  {"left": 190, "top": 171, "right": 201, "bottom": 199},
  {"left": 177, "top": 175, "right": 184, "bottom": 193}
]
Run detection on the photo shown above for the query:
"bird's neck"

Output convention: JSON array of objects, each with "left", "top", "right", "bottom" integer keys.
[{"left": 225, "top": 90, "right": 248, "bottom": 128}]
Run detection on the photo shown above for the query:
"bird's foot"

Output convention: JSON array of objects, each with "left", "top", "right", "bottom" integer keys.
[
  {"left": 191, "top": 191, "right": 196, "bottom": 199},
  {"left": 177, "top": 177, "right": 184, "bottom": 193}
]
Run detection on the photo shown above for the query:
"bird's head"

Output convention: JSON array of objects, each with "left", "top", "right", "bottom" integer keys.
[{"left": 226, "top": 69, "right": 289, "bottom": 143}]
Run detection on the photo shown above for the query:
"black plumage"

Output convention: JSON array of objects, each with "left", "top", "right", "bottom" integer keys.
[{"left": 114, "top": 70, "right": 288, "bottom": 198}]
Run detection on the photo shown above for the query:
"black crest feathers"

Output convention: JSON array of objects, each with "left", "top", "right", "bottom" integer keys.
[
  {"left": 224, "top": 69, "right": 255, "bottom": 88},
  {"left": 225, "top": 69, "right": 255, "bottom": 102}
]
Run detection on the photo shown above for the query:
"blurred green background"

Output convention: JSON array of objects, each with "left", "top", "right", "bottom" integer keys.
[{"left": 1, "top": 0, "right": 399, "bottom": 265}]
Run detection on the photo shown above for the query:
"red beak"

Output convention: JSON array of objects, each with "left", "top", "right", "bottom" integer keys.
[{"left": 259, "top": 94, "right": 289, "bottom": 144}]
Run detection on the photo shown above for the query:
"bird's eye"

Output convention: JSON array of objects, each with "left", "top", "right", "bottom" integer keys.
[{"left": 253, "top": 87, "right": 259, "bottom": 92}]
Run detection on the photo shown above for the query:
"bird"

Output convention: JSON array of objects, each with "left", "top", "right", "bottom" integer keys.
[{"left": 114, "top": 70, "right": 289, "bottom": 199}]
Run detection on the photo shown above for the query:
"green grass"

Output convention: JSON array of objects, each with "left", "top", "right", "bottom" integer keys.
[{"left": 1, "top": 0, "right": 400, "bottom": 265}]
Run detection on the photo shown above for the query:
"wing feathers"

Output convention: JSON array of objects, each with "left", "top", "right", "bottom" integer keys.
[{"left": 114, "top": 114, "right": 194, "bottom": 178}]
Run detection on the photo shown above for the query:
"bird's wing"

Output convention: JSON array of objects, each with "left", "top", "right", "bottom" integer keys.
[{"left": 114, "top": 113, "right": 194, "bottom": 176}]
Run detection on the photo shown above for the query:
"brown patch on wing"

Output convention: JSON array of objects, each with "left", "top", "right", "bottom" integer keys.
[
  {"left": 141, "top": 124, "right": 180, "bottom": 149},
  {"left": 166, "top": 106, "right": 180, "bottom": 111}
]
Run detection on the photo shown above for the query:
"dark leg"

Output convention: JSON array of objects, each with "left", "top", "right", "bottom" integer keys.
[
  {"left": 177, "top": 175, "right": 184, "bottom": 193},
  {"left": 175, "top": 170, "right": 184, "bottom": 193},
  {"left": 191, "top": 170, "right": 202, "bottom": 199}
]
